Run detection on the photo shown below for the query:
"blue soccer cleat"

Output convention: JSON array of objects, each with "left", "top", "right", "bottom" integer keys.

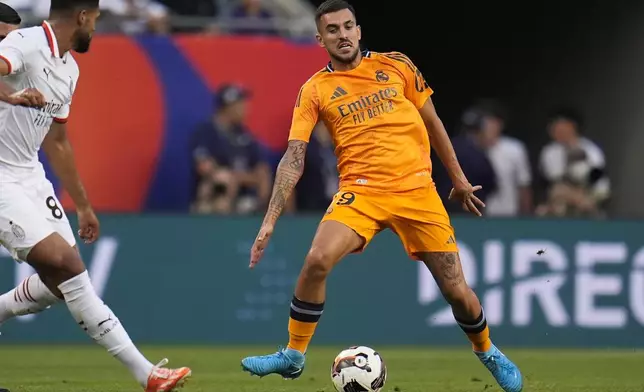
[
  {"left": 475, "top": 344, "right": 523, "bottom": 392},
  {"left": 241, "top": 347, "right": 305, "bottom": 379}
]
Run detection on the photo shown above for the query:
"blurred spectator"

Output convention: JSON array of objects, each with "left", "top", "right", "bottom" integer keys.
[
  {"left": 100, "top": 0, "right": 170, "bottom": 34},
  {"left": 2, "top": 0, "right": 48, "bottom": 21},
  {"left": 536, "top": 108, "right": 610, "bottom": 217},
  {"left": 0, "top": 2, "right": 21, "bottom": 39},
  {"left": 159, "top": 0, "right": 218, "bottom": 33},
  {"left": 434, "top": 107, "right": 497, "bottom": 214},
  {"left": 5, "top": 0, "right": 169, "bottom": 33},
  {"left": 296, "top": 122, "right": 338, "bottom": 211},
  {"left": 226, "top": 0, "right": 277, "bottom": 36},
  {"left": 475, "top": 100, "right": 533, "bottom": 216},
  {"left": 190, "top": 84, "right": 271, "bottom": 215}
]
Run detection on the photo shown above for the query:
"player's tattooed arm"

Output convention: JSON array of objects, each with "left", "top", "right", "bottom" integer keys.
[
  {"left": 418, "top": 97, "right": 468, "bottom": 186},
  {"left": 263, "top": 140, "right": 307, "bottom": 225},
  {"left": 42, "top": 122, "right": 91, "bottom": 211}
]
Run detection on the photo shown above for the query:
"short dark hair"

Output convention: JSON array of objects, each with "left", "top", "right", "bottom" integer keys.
[
  {"left": 50, "top": 0, "right": 99, "bottom": 12},
  {"left": 315, "top": 0, "right": 356, "bottom": 24},
  {"left": 0, "top": 3, "right": 21, "bottom": 25},
  {"left": 548, "top": 107, "right": 584, "bottom": 131}
]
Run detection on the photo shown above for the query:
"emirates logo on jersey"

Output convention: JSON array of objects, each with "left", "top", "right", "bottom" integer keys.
[
  {"left": 334, "top": 87, "right": 399, "bottom": 126},
  {"left": 336, "top": 87, "right": 398, "bottom": 118},
  {"left": 40, "top": 101, "right": 64, "bottom": 116},
  {"left": 33, "top": 101, "right": 65, "bottom": 128}
]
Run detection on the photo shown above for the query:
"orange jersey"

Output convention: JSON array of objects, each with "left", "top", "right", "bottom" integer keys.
[{"left": 288, "top": 50, "right": 434, "bottom": 192}]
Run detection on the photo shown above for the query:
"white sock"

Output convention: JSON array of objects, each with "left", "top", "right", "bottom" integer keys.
[
  {"left": 0, "top": 274, "right": 61, "bottom": 323},
  {"left": 58, "top": 271, "right": 154, "bottom": 387}
]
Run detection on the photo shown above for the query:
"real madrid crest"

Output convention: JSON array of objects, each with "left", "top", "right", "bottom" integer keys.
[{"left": 375, "top": 70, "right": 389, "bottom": 83}]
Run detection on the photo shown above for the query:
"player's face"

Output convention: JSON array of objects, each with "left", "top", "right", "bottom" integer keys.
[
  {"left": 73, "top": 8, "right": 100, "bottom": 54},
  {"left": 0, "top": 22, "right": 18, "bottom": 41},
  {"left": 316, "top": 9, "right": 361, "bottom": 64},
  {"left": 549, "top": 118, "right": 577, "bottom": 145}
]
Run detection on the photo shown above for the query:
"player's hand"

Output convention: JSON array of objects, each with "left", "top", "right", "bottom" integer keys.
[
  {"left": 448, "top": 182, "right": 485, "bottom": 217},
  {"left": 250, "top": 223, "right": 274, "bottom": 269},
  {"left": 7, "top": 88, "right": 46, "bottom": 108},
  {"left": 77, "top": 206, "right": 100, "bottom": 244}
]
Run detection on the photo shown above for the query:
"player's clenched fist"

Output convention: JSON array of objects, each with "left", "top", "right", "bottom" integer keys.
[
  {"left": 250, "top": 223, "right": 274, "bottom": 269},
  {"left": 8, "top": 88, "right": 46, "bottom": 108},
  {"left": 77, "top": 206, "right": 100, "bottom": 244}
]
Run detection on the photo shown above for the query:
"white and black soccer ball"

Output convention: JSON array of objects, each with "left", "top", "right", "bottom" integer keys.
[{"left": 331, "top": 346, "right": 387, "bottom": 392}]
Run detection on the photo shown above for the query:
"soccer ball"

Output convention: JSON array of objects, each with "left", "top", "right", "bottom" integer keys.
[{"left": 331, "top": 346, "right": 387, "bottom": 392}]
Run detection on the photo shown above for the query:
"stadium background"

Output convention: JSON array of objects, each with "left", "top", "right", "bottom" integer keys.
[
  {"left": 2, "top": 0, "right": 644, "bottom": 355},
  {"left": 34, "top": 0, "right": 644, "bottom": 216}
]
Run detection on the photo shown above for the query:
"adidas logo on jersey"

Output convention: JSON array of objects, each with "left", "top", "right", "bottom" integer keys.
[{"left": 331, "top": 86, "right": 348, "bottom": 99}]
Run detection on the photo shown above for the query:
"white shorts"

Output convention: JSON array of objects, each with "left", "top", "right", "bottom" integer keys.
[{"left": 0, "top": 176, "right": 75, "bottom": 262}]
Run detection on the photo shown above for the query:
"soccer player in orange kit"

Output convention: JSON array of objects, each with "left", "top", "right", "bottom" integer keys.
[{"left": 241, "top": 1, "right": 523, "bottom": 391}]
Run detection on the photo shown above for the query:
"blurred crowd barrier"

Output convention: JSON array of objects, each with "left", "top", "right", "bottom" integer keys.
[
  {"left": 2, "top": 215, "right": 643, "bottom": 347},
  {"left": 44, "top": 35, "right": 327, "bottom": 212}
]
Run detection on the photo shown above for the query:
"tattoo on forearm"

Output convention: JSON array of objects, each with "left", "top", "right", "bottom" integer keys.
[
  {"left": 265, "top": 140, "right": 306, "bottom": 223},
  {"left": 288, "top": 142, "right": 305, "bottom": 170}
]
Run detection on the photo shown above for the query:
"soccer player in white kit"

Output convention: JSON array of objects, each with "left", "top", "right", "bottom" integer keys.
[
  {"left": 0, "top": 1, "right": 191, "bottom": 391},
  {"left": 0, "top": 4, "right": 22, "bottom": 392}
]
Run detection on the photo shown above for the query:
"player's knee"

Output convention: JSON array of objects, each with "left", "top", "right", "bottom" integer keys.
[
  {"left": 41, "top": 247, "right": 86, "bottom": 284},
  {"left": 303, "top": 248, "right": 335, "bottom": 281}
]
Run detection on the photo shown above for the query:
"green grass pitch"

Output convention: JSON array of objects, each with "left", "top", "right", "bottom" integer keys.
[{"left": 1, "top": 346, "right": 643, "bottom": 391}]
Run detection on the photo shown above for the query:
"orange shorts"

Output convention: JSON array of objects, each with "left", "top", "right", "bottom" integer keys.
[{"left": 321, "top": 185, "right": 458, "bottom": 258}]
